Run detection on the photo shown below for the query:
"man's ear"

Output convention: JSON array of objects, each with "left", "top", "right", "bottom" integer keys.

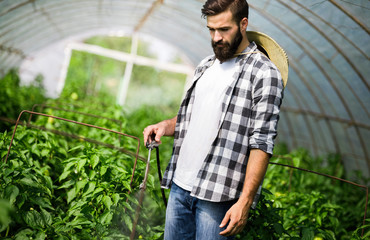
[{"left": 240, "top": 17, "right": 248, "bottom": 31}]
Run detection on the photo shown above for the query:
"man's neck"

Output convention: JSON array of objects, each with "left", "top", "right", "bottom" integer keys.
[{"left": 236, "top": 38, "right": 250, "bottom": 54}]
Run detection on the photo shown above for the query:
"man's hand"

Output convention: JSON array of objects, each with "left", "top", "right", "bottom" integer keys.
[
  {"left": 219, "top": 200, "right": 250, "bottom": 236},
  {"left": 143, "top": 116, "right": 177, "bottom": 145},
  {"left": 219, "top": 149, "right": 270, "bottom": 236}
]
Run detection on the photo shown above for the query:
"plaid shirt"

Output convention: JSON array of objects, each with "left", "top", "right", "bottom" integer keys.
[{"left": 161, "top": 42, "right": 284, "bottom": 207}]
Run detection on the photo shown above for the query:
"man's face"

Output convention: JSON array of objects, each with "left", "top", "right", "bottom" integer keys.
[{"left": 207, "top": 10, "right": 243, "bottom": 62}]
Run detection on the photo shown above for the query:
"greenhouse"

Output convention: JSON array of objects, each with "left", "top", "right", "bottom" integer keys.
[{"left": 0, "top": 0, "right": 369, "bottom": 239}]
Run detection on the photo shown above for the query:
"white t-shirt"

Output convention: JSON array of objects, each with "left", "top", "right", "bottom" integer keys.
[{"left": 173, "top": 58, "right": 236, "bottom": 191}]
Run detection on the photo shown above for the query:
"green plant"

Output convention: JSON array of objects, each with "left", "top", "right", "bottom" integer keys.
[
  {"left": 0, "top": 69, "right": 46, "bottom": 132},
  {"left": 273, "top": 191, "right": 340, "bottom": 239},
  {"left": 351, "top": 219, "right": 370, "bottom": 239},
  {"left": 265, "top": 149, "right": 369, "bottom": 239},
  {"left": 237, "top": 189, "right": 286, "bottom": 240},
  {"left": 0, "top": 122, "right": 147, "bottom": 239}
]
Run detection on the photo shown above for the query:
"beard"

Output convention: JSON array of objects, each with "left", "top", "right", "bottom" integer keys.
[{"left": 212, "top": 27, "right": 243, "bottom": 63}]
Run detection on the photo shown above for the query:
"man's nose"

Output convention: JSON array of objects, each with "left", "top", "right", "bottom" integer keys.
[{"left": 213, "top": 30, "right": 222, "bottom": 42}]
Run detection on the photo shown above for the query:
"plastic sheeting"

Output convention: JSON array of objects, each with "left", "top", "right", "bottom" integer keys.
[{"left": 0, "top": 0, "right": 369, "bottom": 177}]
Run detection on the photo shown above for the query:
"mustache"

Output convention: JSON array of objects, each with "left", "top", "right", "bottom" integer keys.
[{"left": 212, "top": 40, "right": 229, "bottom": 48}]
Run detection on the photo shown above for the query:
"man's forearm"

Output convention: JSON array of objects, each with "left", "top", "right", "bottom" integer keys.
[
  {"left": 161, "top": 116, "right": 177, "bottom": 136},
  {"left": 219, "top": 149, "right": 270, "bottom": 236},
  {"left": 238, "top": 149, "right": 270, "bottom": 207}
]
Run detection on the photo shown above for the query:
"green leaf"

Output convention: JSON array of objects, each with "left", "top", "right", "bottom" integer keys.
[
  {"left": 19, "top": 177, "right": 39, "bottom": 188},
  {"left": 115, "top": 166, "right": 128, "bottom": 174},
  {"left": 35, "top": 231, "right": 46, "bottom": 240},
  {"left": 92, "top": 187, "right": 104, "bottom": 196},
  {"left": 67, "top": 216, "right": 92, "bottom": 227},
  {"left": 123, "top": 214, "right": 133, "bottom": 232},
  {"left": 24, "top": 210, "right": 44, "bottom": 228},
  {"left": 88, "top": 169, "right": 96, "bottom": 180},
  {"left": 69, "top": 199, "right": 86, "bottom": 212},
  {"left": 82, "top": 182, "right": 96, "bottom": 197},
  {"left": 76, "top": 179, "right": 88, "bottom": 193},
  {"left": 5, "top": 185, "right": 19, "bottom": 205},
  {"left": 58, "top": 147, "right": 68, "bottom": 157},
  {"left": 102, "top": 195, "right": 112, "bottom": 210},
  {"left": 30, "top": 197, "right": 54, "bottom": 210},
  {"left": 112, "top": 193, "right": 120, "bottom": 205},
  {"left": 63, "top": 160, "right": 78, "bottom": 169},
  {"left": 68, "top": 145, "right": 84, "bottom": 152},
  {"left": 40, "top": 207, "right": 52, "bottom": 226},
  {"left": 31, "top": 144, "right": 40, "bottom": 157},
  {"left": 121, "top": 200, "right": 134, "bottom": 212},
  {"left": 58, "top": 180, "right": 76, "bottom": 189},
  {"left": 122, "top": 181, "right": 131, "bottom": 191},
  {"left": 67, "top": 187, "right": 77, "bottom": 203},
  {"left": 40, "top": 131, "right": 49, "bottom": 141},
  {"left": 77, "top": 159, "right": 87, "bottom": 172},
  {"left": 302, "top": 227, "right": 314, "bottom": 240},
  {"left": 273, "top": 222, "right": 284, "bottom": 235},
  {"left": 40, "top": 148, "right": 49, "bottom": 157},
  {"left": 59, "top": 170, "right": 72, "bottom": 182},
  {"left": 99, "top": 211, "right": 113, "bottom": 225},
  {"left": 298, "top": 215, "right": 308, "bottom": 223},
  {"left": 0, "top": 199, "right": 12, "bottom": 232},
  {"left": 100, "top": 165, "right": 108, "bottom": 176},
  {"left": 91, "top": 154, "right": 100, "bottom": 169},
  {"left": 14, "top": 228, "right": 33, "bottom": 239}
]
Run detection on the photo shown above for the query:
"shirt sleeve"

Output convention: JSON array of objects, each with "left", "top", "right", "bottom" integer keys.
[{"left": 248, "top": 61, "right": 284, "bottom": 155}]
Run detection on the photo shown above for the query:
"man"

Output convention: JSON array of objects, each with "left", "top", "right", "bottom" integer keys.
[{"left": 143, "top": 0, "right": 285, "bottom": 239}]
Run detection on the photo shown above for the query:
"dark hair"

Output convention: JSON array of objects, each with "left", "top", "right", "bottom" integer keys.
[{"left": 201, "top": 0, "right": 249, "bottom": 24}]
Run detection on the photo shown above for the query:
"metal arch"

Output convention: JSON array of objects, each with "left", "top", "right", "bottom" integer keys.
[
  {"left": 290, "top": 1, "right": 370, "bottom": 118},
  {"left": 261, "top": 50, "right": 322, "bottom": 154},
  {"left": 277, "top": 0, "right": 369, "bottom": 91},
  {"left": 250, "top": 5, "right": 339, "bottom": 117},
  {"left": 134, "top": 0, "right": 163, "bottom": 32},
  {"left": 0, "top": 0, "right": 35, "bottom": 17},
  {"left": 279, "top": 85, "right": 318, "bottom": 154},
  {"left": 139, "top": 2, "right": 210, "bottom": 61},
  {"left": 293, "top": 1, "right": 369, "bottom": 60},
  {"left": 271, "top": 75, "right": 306, "bottom": 150},
  {"left": 250, "top": 3, "right": 370, "bottom": 171},
  {"left": 328, "top": 0, "right": 370, "bottom": 35},
  {"left": 0, "top": 1, "right": 142, "bottom": 49},
  {"left": 0, "top": 0, "right": 87, "bottom": 41},
  {"left": 285, "top": 63, "right": 336, "bottom": 156},
  {"left": 0, "top": 44, "right": 26, "bottom": 58},
  {"left": 276, "top": 111, "right": 297, "bottom": 148},
  {"left": 281, "top": 107, "right": 369, "bottom": 166},
  {"left": 250, "top": 9, "right": 343, "bottom": 153},
  {"left": 282, "top": 107, "right": 370, "bottom": 131},
  {"left": 139, "top": 21, "right": 209, "bottom": 64},
  {"left": 275, "top": 0, "right": 370, "bottom": 169}
]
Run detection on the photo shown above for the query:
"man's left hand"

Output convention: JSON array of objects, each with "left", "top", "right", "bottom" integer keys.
[{"left": 219, "top": 200, "right": 250, "bottom": 236}]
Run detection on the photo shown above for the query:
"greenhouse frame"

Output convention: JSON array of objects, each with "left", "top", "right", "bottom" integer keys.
[{"left": 0, "top": 0, "right": 369, "bottom": 239}]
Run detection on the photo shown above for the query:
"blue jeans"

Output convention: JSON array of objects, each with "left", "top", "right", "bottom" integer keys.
[{"left": 164, "top": 183, "right": 236, "bottom": 240}]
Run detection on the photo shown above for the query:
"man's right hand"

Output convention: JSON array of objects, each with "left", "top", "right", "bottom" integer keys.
[{"left": 143, "top": 116, "right": 177, "bottom": 146}]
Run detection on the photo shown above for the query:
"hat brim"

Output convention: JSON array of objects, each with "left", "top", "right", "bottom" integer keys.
[{"left": 246, "top": 31, "right": 289, "bottom": 87}]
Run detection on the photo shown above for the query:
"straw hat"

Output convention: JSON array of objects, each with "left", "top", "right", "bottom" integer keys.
[{"left": 246, "top": 31, "right": 289, "bottom": 87}]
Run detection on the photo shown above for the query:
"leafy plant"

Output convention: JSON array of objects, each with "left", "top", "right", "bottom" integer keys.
[
  {"left": 237, "top": 189, "right": 286, "bottom": 240},
  {"left": 0, "top": 69, "right": 46, "bottom": 132},
  {"left": 0, "top": 122, "right": 147, "bottom": 239}
]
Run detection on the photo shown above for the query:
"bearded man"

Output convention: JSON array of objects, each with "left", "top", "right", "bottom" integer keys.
[{"left": 143, "top": 0, "right": 286, "bottom": 239}]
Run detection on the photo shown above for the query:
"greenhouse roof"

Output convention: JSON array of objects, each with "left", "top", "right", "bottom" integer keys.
[{"left": 0, "top": 0, "right": 369, "bottom": 177}]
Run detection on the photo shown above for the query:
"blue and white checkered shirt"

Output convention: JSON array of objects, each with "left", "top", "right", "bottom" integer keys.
[{"left": 161, "top": 42, "right": 284, "bottom": 207}]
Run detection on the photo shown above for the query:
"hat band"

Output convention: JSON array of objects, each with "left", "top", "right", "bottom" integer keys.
[{"left": 234, "top": 51, "right": 267, "bottom": 58}]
